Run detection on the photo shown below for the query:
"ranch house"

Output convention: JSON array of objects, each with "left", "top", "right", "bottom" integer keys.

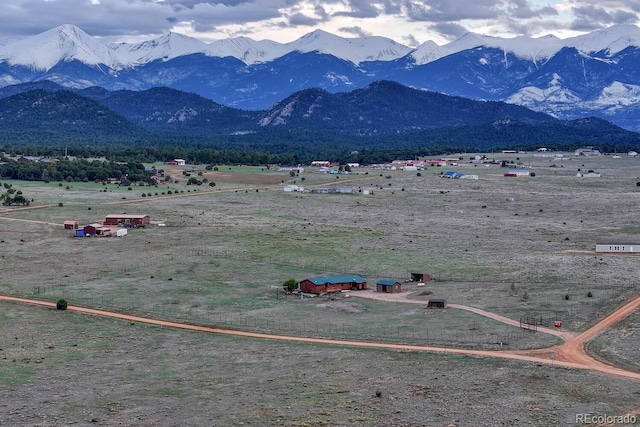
[
  {"left": 299, "top": 275, "right": 368, "bottom": 295},
  {"left": 104, "top": 214, "right": 150, "bottom": 228},
  {"left": 376, "top": 279, "right": 402, "bottom": 293}
]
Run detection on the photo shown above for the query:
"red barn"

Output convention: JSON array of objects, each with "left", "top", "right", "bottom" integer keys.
[
  {"left": 104, "top": 214, "right": 150, "bottom": 228},
  {"left": 299, "top": 275, "right": 368, "bottom": 295}
]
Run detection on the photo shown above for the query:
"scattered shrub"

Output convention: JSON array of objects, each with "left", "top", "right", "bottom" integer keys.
[{"left": 56, "top": 299, "right": 68, "bottom": 310}]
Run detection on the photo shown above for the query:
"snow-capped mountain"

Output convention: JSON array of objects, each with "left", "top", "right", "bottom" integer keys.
[
  {"left": 1, "top": 23, "right": 640, "bottom": 130},
  {"left": 111, "top": 32, "right": 210, "bottom": 65},
  {"left": 0, "top": 24, "right": 123, "bottom": 71}
]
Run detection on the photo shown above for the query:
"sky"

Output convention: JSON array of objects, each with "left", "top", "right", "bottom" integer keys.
[{"left": 0, "top": 0, "right": 638, "bottom": 47}]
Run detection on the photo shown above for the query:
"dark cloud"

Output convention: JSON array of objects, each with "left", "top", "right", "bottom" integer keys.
[
  {"left": 334, "top": 0, "right": 381, "bottom": 19},
  {"left": 402, "top": 33, "right": 420, "bottom": 47},
  {"left": 0, "top": 0, "right": 636, "bottom": 44},
  {"left": 289, "top": 12, "right": 322, "bottom": 26},
  {"left": 403, "top": 0, "right": 500, "bottom": 21},
  {"left": 570, "top": 4, "right": 638, "bottom": 30},
  {"left": 338, "top": 26, "right": 373, "bottom": 37},
  {"left": 505, "top": 0, "right": 558, "bottom": 19},
  {"left": 428, "top": 22, "right": 469, "bottom": 40}
]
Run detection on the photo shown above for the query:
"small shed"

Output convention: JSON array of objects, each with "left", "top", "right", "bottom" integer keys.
[
  {"left": 64, "top": 220, "right": 79, "bottom": 230},
  {"left": 376, "top": 279, "right": 402, "bottom": 293},
  {"left": 426, "top": 298, "right": 447, "bottom": 309},
  {"left": 411, "top": 273, "right": 432, "bottom": 282}
]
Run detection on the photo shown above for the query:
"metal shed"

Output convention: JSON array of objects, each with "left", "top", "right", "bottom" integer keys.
[{"left": 426, "top": 298, "right": 448, "bottom": 309}]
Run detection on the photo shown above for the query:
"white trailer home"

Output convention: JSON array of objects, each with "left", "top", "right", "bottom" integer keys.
[{"left": 595, "top": 243, "right": 640, "bottom": 253}]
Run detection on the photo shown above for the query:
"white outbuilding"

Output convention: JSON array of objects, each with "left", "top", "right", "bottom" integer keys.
[{"left": 595, "top": 243, "right": 640, "bottom": 253}]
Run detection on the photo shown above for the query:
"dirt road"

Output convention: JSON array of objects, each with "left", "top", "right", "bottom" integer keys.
[
  {"left": 353, "top": 290, "right": 640, "bottom": 380},
  {"left": 2, "top": 292, "right": 640, "bottom": 382},
  {"left": 352, "top": 289, "right": 574, "bottom": 339}
]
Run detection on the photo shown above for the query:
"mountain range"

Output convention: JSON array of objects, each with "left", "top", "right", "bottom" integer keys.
[
  {"left": 1, "top": 24, "right": 640, "bottom": 131},
  {"left": 1, "top": 80, "right": 639, "bottom": 155}
]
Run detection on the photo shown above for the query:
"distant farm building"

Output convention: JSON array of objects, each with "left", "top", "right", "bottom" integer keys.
[
  {"left": 299, "top": 275, "right": 368, "bottom": 295},
  {"left": 17, "top": 156, "right": 40, "bottom": 163},
  {"left": 442, "top": 171, "right": 478, "bottom": 179},
  {"left": 427, "top": 160, "right": 448, "bottom": 167},
  {"left": 311, "top": 185, "right": 353, "bottom": 194},
  {"left": 278, "top": 166, "right": 305, "bottom": 173},
  {"left": 504, "top": 169, "right": 531, "bottom": 177},
  {"left": 595, "top": 243, "right": 640, "bottom": 253},
  {"left": 284, "top": 185, "right": 304, "bottom": 192},
  {"left": 426, "top": 298, "right": 448, "bottom": 309},
  {"left": 165, "top": 159, "right": 186, "bottom": 166},
  {"left": 83, "top": 224, "right": 112, "bottom": 237},
  {"left": 410, "top": 273, "right": 432, "bottom": 282},
  {"left": 311, "top": 161, "right": 331, "bottom": 167},
  {"left": 376, "top": 279, "right": 402, "bottom": 293},
  {"left": 577, "top": 170, "right": 601, "bottom": 178},
  {"left": 575, "top": 148, "right": 601, "bottom": 156},
  {"left": 64, "top": 220, "right": 79, "bottom": 230},
  {"left": 104, "top": 214, "right": 150, "bottom": 228}
]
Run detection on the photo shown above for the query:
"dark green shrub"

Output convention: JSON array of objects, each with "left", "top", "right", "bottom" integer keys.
[{"left": 56, "top": 299, "right": 68, "bottom": 310}]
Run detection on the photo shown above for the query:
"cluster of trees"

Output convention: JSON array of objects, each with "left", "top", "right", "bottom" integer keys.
[
  {"left": 0, "top": 182, "right": 29, "bottom": 206},
  {"left": 0, "top": 157, "right": 155, "bottom": 184}
]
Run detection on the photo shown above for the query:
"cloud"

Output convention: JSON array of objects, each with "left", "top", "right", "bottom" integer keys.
[
  {"left": 428, "top": 22, "right": 470, "bottom": 40},
  {"left": 0, "top": 0, "right": 637, "bottom": 45},
  {"left": 333, "top": 0, "right": 382, "bottom": 19},
  {"left": 338, "top": 26, "right": 373, "bottom": 37},
  {"left": 401, "top": 33, "right": 421, "bottom": 47},
  {"left": 570, "top": 3, "right": 638, "bottom": 30}
]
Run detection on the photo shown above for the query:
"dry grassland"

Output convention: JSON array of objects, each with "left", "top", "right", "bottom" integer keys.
[{"left": 1, "top": 153, "right": 639, "bottom": 426}]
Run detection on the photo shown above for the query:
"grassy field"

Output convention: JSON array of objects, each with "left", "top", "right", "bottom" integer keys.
[{"left": 1, "top": 151, "right": 640, "bottom": 425}]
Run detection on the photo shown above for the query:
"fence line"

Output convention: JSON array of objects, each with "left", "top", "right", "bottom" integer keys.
[{"left": 24, "top": 278, "right": 640, "bottom": 349}]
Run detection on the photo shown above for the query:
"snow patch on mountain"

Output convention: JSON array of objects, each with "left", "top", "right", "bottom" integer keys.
[
  {"left": 588, "top": 81, "right": 640, "bottom": 110},
  {"left": 505, "top": 73, "right": 583, "bottom": 116}
]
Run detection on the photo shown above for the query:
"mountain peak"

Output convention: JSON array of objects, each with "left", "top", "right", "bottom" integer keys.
[
  {"left": 0, "top": 23, "right": 121, "bottom": 71},
  {"left": 564, "top": 23, "right": 640, "bottom": 55},
  {"left": 112, "top": 31, "right": 209, "bottom": 65},
  {"left": 287, "top": 29, "right": 411, "bottom": 65}
]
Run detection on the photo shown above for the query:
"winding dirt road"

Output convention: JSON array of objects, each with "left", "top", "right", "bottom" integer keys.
[
  {"left": 2, "top": 291, "right": 640, "bottom": 382},
  {"left": 353, "top": 290, "right": 640, "bottom": 380}
]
